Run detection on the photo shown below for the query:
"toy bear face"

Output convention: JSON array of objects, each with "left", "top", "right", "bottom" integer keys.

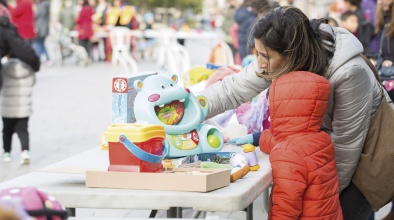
[{"left": 133, "top": 74, "right": 204, "bottom": 134}]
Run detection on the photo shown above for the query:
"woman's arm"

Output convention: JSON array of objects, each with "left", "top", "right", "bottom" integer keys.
[{"left": 200, "top": 60, "right": 271, "bottom": 118}]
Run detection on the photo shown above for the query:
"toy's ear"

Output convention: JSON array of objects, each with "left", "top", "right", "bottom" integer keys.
[
  {"left": 171, "top": 74, "right": 178, "bottom": 83},
  {"left": 134, "top": 80, "right": 144, "bottom": 91}
]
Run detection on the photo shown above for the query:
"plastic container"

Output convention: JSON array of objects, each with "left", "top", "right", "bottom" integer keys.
[{"left": 105, "top": 123, "right": 166, "bottom": 172}]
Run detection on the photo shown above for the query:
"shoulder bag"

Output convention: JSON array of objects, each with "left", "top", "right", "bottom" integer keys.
[{"left": 352, "top": 54, "right": 394, "bottom": 211}]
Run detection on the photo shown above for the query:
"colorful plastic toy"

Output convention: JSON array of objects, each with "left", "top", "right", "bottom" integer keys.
[
  {"left": 241, "top": 144, "right": 260, "bottom": 171},
  {"left": 133, "top": 74, "right": 224, "bottom": 158}
]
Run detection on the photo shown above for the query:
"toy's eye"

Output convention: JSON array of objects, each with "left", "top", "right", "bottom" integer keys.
[
  {"left": 169, "top": 83, "right": 173, "bottom": 87},
  {"left": 161, "top": 85, "right": 165, "bottom": 89}
]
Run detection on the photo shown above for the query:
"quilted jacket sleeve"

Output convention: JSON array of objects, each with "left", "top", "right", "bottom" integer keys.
[
  {"left": 328, "top": 65, "right": 373, "bottom": 191},
  {"left": 259, "top": 129, "right": 277, "bottom": 154},
  {"left": 270, "top": 148, "right": 308, "bottom": 220},
  {"left": 200, "top": 61, "right": 271, "bottom": 118}
]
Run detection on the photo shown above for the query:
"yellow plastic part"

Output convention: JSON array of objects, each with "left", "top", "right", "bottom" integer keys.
[
  {"left": 242, "top": 144, "right": 256, "bottom": 153},
  {"left": 249, "top": 164, "right": 260, "bottom": 171},
  {"left": 100, "top": 133, "right": 108, "bottom": 150},
  {"left": 105, "top": 123, "right": 166, "bottom": 143}
]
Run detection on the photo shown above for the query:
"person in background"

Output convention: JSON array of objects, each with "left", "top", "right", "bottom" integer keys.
[
  {"left": 341, "top": 10, "right": 359, "bottom": 35},
  {"left": 234, "top": 0, "right": 258, "bottom": 60},
  {"left": 8, "top": 0, "right": 36, "bottom": 44},
  {"left": 59, "top": 0, "right": 75, "bottom": 32},
  {"left": 33, "top": 0, "right": 51, "bottom": 66},
  {"left": 201, "top": 6, "right": 388, "bottom": 219},
  {"left": 0, "top": 0, "right": 40, "bottom": 164},
  {"left": 343, "top": 0, "right": 375, "bottom": 57},
  {"left": 1, "top": 58, "right": 36, "bottom": 165},
  {"left": 76, "top": 0, "right": 94, "bottom": 62}
]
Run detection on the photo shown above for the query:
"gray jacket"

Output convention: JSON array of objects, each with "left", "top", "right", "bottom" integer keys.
[
  {"left": 200, "top": 25, "right": 392, "bottom": 192},
  {"left": 1, "top": 59, "right": 35, "bottom": 118},
  {"left": 34, "top": 0, "right": 50, "bottom": 38}
]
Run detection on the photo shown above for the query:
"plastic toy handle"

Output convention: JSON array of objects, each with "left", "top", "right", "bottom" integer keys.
[{"left": 119, "top": 135, "right": 168, "bottom": 164}]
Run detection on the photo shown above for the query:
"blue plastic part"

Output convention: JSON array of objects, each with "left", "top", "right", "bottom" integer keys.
[{"left": 119, "top": 134, "right": 168, "bottom": 164}]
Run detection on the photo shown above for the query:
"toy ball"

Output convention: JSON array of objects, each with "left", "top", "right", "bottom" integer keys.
[
  {"left": 230, "top": 154, "right": 248, "bottom": 167},
  {"left": 207, "top": 135, "right": 221, "bottom": 148}
]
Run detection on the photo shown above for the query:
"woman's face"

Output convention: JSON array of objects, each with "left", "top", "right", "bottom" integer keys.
[
  {"left": 378, "top": 0, "right": 393, "bottom": 12},
  {"left": 254, "top": 39, "right": 286, "bottom": 76}
]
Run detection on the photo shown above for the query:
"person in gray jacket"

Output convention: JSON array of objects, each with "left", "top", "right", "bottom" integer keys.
[
  {"left": 33, "top": 0, "right": 51, "bottom": 64},
  {"left": 1, "top": 59, "right": 35, "bottom": 165},
  {"left": 200, "top": 6, "right": 392, "bottom": 220}
]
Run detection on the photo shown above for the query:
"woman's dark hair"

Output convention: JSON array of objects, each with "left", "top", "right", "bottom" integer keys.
[
  {"left": 0, "top": 0, "right": 7, "bottom": 7},
  {"left": 82, "top": 0, "right": 90, "bottom": 6},
  {"left": 251, "top": 6, "right": 335, "bottom": 80}
]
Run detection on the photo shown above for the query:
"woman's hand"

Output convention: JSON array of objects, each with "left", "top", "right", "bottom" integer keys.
[{"left": 382, "top": 60, "right": 393, "bottom": 67}]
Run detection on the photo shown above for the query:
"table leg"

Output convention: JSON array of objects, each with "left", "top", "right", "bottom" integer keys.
[
  {"left": 192, "top": 211, "right": 202, "bottom": 218},
  {"left": 246, "top": 202, "right": 253, "bottom": 220},
  {"left": 176, "top": 207, "right": 182, "bottom": 218},
  {"left": 149, "top": 210, "right": 157, "bottom": 218},
  {"left": 66, "top": 208, "right": 76, "bottom": 217},
  {"left": 167, "top": 207, "right": 177, "bottom": 218},
  {"left": 262, "top": 188, "right": 270, "bottom": 213}
]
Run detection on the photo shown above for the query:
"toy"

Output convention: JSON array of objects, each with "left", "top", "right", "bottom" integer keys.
[
  {"left": 105, "top": 123, "right": 167, "bottom": 172},
  {"left": 229, "top": 144, "right": 259, "bottom": 171},
  {"left": 133, "top": 74, "right": 224, "bottom": 158}
]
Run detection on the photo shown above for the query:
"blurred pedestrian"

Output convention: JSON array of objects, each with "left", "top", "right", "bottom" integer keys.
[
  {"left": 33, "top": 0, "right": 51, "bottom": 65},
  {"left": 234, "top": 0, "right": 270, "bottom": 60},
  {"left": 1, "top": 59, "right": 36, "bottom": 165},
  {"left": 234, "top": 0, "right": 257, "bottom": 60},
  {"left": 59, "top": 0, "right": 75, "bottom": 32},
  {"left": 76, "top": 0, "right": 94, "bottom": 62},
  {"left": 0, "top": 1, "right": 40, "bottom": 164},
  {"left": 8, "top": 0, "right": 36, "bottom": 44},
  {"left": 343, "top": 0, "right": 375, "bottom": 57},
  {"left": 341, "top": 10, "right": 359, "bottom": 35}
]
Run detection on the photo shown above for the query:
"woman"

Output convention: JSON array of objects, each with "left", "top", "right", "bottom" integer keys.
[{"left": 201, "top": 6, "right": 390, "bottom": 219}]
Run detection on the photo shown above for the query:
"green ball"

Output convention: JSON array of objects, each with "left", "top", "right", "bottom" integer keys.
[{"left": 207, "top": 135, "right": 221, "bottom": 148}]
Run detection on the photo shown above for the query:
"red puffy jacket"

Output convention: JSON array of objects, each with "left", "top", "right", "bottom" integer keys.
[
  {"left": 8, "top": 0, "right": 36, "bottom": 40},
  {"left": 259, "top": 71, "right": 343, "bottom": 220}
]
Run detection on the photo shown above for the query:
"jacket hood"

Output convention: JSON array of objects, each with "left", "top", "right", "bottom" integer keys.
[
  {"left": 322, "top": 24, "right": 364, "bottom": 78},
  {"left": 269, "top": 71, "right": 331, "bottom": 142}
]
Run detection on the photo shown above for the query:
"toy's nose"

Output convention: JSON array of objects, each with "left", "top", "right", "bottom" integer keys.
[
  {"left": 185, "top": 88, "right": 190, "bottom": 93},
  {"left": 148, "top": 94, "right": 160, "bottom": 102}
]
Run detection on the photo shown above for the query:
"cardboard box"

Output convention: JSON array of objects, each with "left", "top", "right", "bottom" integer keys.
[
  {"left": 112, "top": 72, "right": 156, "bottom": 123},
  {"left": 86, "top": 168, "right": 230, "bottom": 192}
]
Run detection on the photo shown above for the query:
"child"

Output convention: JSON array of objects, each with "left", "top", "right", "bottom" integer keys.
[
  {"left": 229, "top": 71, "right": 343, "bottom": 219},
  {"left": 340, "top": 10, "right": 359, "bottom": 35},
  {"left": 1, "top": 58, "right": 35, "bottom": 165}
]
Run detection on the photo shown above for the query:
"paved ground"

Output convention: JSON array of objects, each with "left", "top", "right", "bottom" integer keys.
[{"left": 0, "top": 41, "right": 392, "bottom": 219}]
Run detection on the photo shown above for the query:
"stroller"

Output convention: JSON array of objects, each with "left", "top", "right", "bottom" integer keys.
[{"left": 50, "top": 23, "right": 89, "bottom": 66}]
